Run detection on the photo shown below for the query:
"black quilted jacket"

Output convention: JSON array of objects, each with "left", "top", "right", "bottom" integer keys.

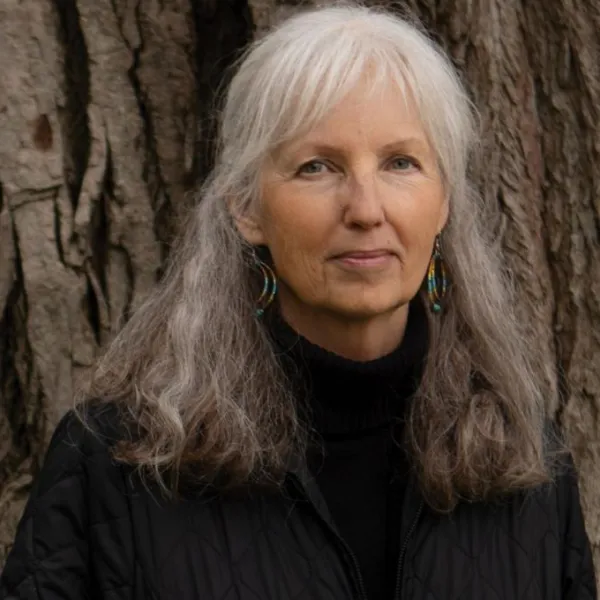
[{"left": 0, "top": 407, "right": 596, "bottom": 600}]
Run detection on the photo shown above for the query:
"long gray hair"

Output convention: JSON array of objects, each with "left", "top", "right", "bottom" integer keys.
[{"left": 81, "top": 3, "right": 553, "bottom": 510}]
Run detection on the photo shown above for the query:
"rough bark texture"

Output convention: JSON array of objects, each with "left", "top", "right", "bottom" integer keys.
[{"left": 0, "top": 0, "right": 598, "bottom": 580}]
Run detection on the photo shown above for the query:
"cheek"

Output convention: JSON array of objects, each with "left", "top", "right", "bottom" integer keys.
[
  {"left": 262, "top": 214, "right": 325, "bottom": 287},
  {"left": 262, "top": 192, "right": 334, "bottom": 267},
  {"left": 272, "top": 239, "right": 324, "bottom": 285},
  {"left": 265, "top": 216, "right": 339, "bottom": 306},
  {"left": 389, "top": 188, "right": 445, "bottom": 267},
  {"left": 270, "top": 242, "right": 329, "bottom": 307},
  {"left": 397, "top": 180, "right": 446, "bottom": 234}
]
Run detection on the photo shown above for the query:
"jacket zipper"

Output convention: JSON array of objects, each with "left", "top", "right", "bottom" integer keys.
[
  {"left": 341, "top": 541, "right": 369, "bottom": 600},
  {"left": 394, "top": 500, "right": 424, "bottom": 600},
  {"left": 287, "top": 474, "right": 368, "bottom": 600}
]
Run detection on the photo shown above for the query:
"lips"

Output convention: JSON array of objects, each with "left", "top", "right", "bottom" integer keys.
[
  {"left": 333, "top": 249, "right": 393, "bottom": 259},
  {"left": 330, "top": 249, "right": 395, "bottom": 269}
]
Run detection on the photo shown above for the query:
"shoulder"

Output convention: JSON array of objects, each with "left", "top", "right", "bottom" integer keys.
[
  {"left": 0, "top": 402, "right": 137, "bottom": 599},
  {"left": 38, "top": 401, "right": 125, "bottom": 475},
  {"left": 15, "top": 400, "right": 140, "bottom": 542},
  {"left": 21, "top": 401, "right": 132, "bottom": 520},
  {"left": 550, "top": 452, "right": 597, "bottom": 597},
  {"left": 551, "top": 451, "right": 589, "bottom": 535},
  {"left": 75, "top": 399, "right": 132, "bottom": 449},
  {"left": 541, "top": 421, "right": 586, "bottom": 527}
]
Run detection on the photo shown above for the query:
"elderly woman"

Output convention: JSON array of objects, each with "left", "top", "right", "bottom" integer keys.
[{"left": 1, "top": 5, "right": 596, "bottom": 600}]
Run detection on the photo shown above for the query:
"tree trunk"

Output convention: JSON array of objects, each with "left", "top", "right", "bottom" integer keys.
[{"left": 1, "top": 0, "right": 598, "bottom": 579}]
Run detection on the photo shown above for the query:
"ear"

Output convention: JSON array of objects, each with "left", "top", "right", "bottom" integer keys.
[
  {"left": 437, "top": 193, "right": 450, "bottom": 234},
  {"left": 226, "top": 195, "right": 267, "bottom": 245},
  {"left": 232, "top": 212, "right": 267, "bottom": 246}
]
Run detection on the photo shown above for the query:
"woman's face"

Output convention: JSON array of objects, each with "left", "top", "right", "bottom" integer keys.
[{"left": 237, "top": 79, "right": 448, "bottom": 326}]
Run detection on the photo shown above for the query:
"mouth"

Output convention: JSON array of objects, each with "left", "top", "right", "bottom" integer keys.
[{"left": 331, "top": 249, "right": 395, "bottom": 268}]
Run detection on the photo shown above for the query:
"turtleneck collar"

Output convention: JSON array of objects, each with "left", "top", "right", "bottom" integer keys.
[{"left": 267, "top": 297, "right": 429, "bottom": 436}]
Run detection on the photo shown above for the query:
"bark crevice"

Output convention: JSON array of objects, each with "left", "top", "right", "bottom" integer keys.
[
  {"left": 190, "top": 0, "right": 254, "bottom": 184},
  {"left": 52, "top": 192, "right": 67, "bottom": 267},
  {"left": 0, "top": 217, "right": 34, "bottom": 504},
  {"left": 54, "top": 0, "right": 91, "bottom": 211}
]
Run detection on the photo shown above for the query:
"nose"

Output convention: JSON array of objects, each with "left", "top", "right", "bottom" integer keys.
[{"left": 341, "top": 172, "right": 385, "bottom": 230}]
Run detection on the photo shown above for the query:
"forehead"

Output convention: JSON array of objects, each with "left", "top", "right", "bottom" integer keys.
[{"left": 281, "top": 78, "right": 430, "bottom": 153}]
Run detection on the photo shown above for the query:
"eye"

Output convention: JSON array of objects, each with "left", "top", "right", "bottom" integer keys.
[
  {"left": 388, "top": 156, "right": 420, "bottom": 171},
  {"left": 296, "top": 160, "right": 331, "bottom": 176}
]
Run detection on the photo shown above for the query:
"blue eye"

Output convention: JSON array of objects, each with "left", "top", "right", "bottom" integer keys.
[
  {"left": 297, "top": 160, "right": 329, "bottom": 176},
  {"left": 389, "top": 156, "right": 418, "bottom": 171}
]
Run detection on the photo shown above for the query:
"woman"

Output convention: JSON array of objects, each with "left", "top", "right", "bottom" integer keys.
[{"left": 1, "top": 5, "right": 596, "bottom": 600}]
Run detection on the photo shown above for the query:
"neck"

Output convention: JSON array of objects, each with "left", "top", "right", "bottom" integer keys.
[
  {"left": 277, "top": 294, "right": 410, "bottom": 362},
  {"left": 268, "top": 295, "right": 429, "bottom": 436}
]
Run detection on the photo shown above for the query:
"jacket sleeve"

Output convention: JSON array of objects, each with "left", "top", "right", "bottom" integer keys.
[
  {"left": 0, "top": 408, "right": 133, "bottom": 600},
  {"left": 558, "top": 455, "right": 598, "bottom": 600}
]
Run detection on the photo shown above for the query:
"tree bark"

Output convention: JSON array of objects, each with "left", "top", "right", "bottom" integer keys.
[{"left": 0, "top": 0, "right": 598, "bottom": 579}]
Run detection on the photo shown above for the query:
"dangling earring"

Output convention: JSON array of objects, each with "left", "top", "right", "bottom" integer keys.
[
  {"left": 427, "top": 235, "right": 448, "bottom": 313},
  {"left": 255, "top": 258, "right": 278, "bottom": 317}
]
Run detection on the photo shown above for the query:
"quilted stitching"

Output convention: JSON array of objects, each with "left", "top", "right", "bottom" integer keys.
[
  {"left": 1, "top": 409, "right": 597, "bottom": 600},
  {"left": 0, "top": 412, "right": 138, "bottom": 600},
  {"left": 147, "top": 489, "right": 349, "bottom": 599},
  {"left": 404, "top": 485, "right": 595, "bottom": 600}
]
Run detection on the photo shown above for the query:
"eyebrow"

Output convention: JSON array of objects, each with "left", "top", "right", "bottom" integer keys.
[
  {"left": 287, "top": 136, "right": 432, "bottom": 157},
  {"left": 378, "top": 137, "right": 431, "bottom": 154}
]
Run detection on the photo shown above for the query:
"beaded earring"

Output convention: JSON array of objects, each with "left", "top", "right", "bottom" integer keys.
[
  {"left": 427, "top": 235, "right": 448, "bottom": 313},
  {"left": 255, "top": 259, "right": 278, "bottom": 317}
]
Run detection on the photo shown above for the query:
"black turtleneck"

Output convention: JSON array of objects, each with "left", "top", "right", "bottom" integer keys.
[{"left": 268, "top": 299, "right": 428, "bottom": 600}]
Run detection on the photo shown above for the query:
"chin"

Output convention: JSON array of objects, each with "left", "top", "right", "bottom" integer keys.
[{"left": 327, "top": 296, "right": 407, "bottom": 321}]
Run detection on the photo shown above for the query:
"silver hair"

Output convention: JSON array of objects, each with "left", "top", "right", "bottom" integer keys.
[{"left": 81, "top": 3, "right": 552, "bottom": 508}]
